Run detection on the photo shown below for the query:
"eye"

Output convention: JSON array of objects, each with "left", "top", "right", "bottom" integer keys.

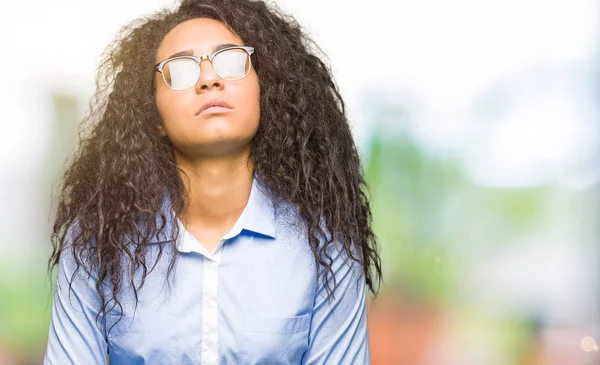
[
  {"left": 212, "top": 48, "right": 251, "bottom": 80},
  {"left": 162, "top": 58, "right": 200, "bottom": 90}
]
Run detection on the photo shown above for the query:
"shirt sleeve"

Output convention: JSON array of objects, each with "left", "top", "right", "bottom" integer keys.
[
  {"left": 44, "top": 230, "right": 108, "bottom": 365},
  {"left": 302, "top": 242, "right": 371, "bottom": 365}
]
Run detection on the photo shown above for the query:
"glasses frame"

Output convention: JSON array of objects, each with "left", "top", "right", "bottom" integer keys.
[{"left": 154, "top": 45, "right": 255, "bottom": 91}]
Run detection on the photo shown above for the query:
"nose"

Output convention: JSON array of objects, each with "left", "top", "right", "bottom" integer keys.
[{"left": 195, "top": 58, "right": 223, "bottom": 92}]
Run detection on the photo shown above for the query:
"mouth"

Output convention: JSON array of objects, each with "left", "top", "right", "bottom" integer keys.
[{"left": 196, "top": 98, "right": 233, "bottom": 116}]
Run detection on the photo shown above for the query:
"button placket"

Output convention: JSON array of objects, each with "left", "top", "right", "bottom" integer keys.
[{"left": 201, "top": 253, "right": 220, "bottom": 365}]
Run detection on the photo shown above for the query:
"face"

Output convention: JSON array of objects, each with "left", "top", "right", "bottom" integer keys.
[{"left": 154, "top": 18, "right": 260, "bottom": 158}]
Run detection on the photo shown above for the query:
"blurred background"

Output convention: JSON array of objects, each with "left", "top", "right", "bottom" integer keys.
[{"left": 1, "top": 0, "right": 598, "bottom": 364}]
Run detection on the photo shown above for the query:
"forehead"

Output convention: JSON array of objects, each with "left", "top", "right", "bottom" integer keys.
[{"left": 157, "top": 18, "right": 243, "bottom": 60}]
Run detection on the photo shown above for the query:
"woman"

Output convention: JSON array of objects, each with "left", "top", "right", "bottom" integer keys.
[{"left": 44, "top": 0, "right": 382, "bottom": 364}]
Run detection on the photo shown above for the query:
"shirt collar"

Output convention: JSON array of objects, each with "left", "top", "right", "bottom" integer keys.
[{"left": 148, "top": 175, "right": 277, "bottom": 244}]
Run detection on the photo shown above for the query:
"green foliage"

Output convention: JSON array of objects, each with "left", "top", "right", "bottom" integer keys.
[
  {"left": 364, "top": 128, "right": 547, "bottom": 305},
  {"left": 0, "top": 257, "right": 54, "bottom": 360},
  {"left": 365, "top": 130, "right": 464, "bottom": 304}
]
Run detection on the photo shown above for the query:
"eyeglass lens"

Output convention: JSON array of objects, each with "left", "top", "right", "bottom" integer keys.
[{"left": 162, "top": 48, "right": 250, "bottom": 90}]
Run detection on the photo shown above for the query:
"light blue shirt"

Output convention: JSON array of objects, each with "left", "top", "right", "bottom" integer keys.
[{"left": 44, "top": 176, "right": 371, "bottom": 364}]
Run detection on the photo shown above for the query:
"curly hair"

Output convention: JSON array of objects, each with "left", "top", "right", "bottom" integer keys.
[{"left": 48, "top": 0, "right": 382, "bottom": 334}]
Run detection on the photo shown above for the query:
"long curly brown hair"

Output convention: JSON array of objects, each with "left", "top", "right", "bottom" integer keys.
[{"left": 48, "top": 0, "right": 382, "bottom": 333}]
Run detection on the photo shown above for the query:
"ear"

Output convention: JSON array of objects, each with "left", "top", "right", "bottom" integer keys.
[{"left": 156, "top": 123, "right": 167, "bottom": 137}]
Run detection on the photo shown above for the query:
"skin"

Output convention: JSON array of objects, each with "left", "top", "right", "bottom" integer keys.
[{"left": 154, "top": 18, "right": 261, "bottom": 253}]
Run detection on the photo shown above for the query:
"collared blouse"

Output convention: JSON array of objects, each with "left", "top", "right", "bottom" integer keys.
[{"left": 44, "top": 176, "right": 371, "bottom": 364}]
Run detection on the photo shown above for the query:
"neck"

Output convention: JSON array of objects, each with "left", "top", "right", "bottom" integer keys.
[{"left": 175, "top": 148, "right": 255, "bottom": 230}]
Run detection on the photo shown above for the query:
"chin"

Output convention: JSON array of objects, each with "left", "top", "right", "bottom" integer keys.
[{"left": 182, "top": 137, "right": 253, "bottom": 156}]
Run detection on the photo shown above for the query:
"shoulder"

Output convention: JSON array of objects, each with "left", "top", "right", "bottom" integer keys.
[{"left": 273, "top": 201, "right": 359, "bottom": 266}]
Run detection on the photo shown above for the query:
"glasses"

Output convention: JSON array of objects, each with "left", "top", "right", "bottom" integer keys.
[{"left": 154, "top": 45, "right": 254, "bottom": 91}]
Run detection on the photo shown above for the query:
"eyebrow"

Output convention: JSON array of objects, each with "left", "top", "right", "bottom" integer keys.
[{"left": 164, "top": 43, "right": 241, "bottom": 60}]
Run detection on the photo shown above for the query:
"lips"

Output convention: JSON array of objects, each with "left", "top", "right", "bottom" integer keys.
[{"left": 196, "top": 98, "right": 233, "bottom": 116}]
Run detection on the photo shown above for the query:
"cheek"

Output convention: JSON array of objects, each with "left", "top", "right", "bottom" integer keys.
[
  {"left": 156, "top": 92, "right": 174, "bottom": 119},
  {"left": 242, "top": 76, "right": 261, "bottom": 121},
  {"left": 155, "top": 90, "right": 186, "bottom": 127},
  {"left": 155, "top": 91, "right": 170, "bottom": 122}
]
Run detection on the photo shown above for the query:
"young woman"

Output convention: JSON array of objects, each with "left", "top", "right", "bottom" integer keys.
[{"left": 44, "top": 0, "right": 382, "bottom": 364}]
